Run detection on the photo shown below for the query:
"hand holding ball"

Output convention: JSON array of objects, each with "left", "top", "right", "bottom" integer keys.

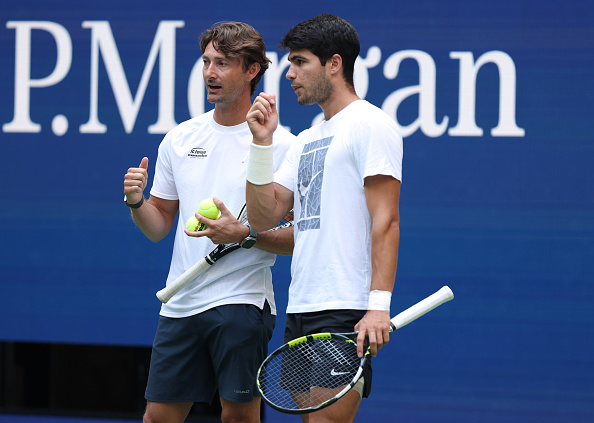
[{"left": 185, "top": 198, "right": 221, "bottom": 231}]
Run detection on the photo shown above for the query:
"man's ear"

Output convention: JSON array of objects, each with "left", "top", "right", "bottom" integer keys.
[
  {"left": 246, "top": 62, "right": 261, "bottom": 82},
  {"left": 328, "top": 54, "right": 343, "bottom": 75}
]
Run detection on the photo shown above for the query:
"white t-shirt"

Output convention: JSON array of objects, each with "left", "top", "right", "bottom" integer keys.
[
  {"left": 150, "top": 110, "right": 295, "bottom": 318},
  {"left": 274, "top": 100, "right": 403, "bottom": 314}
]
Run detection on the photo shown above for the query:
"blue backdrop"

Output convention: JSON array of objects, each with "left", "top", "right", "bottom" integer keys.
[{"left": 1, "top": 0, "right": 593, "bottom": 421}]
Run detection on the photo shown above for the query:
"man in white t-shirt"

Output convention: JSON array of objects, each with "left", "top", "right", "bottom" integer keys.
[
  {"left": 123, "top": 22, "right": 295, "bottom": 423},
  {"left": 246, "top": 14, "right": 402, "bottom": 423}
]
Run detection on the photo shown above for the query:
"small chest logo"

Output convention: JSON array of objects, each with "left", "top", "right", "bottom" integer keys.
[{"left": 188, "top": 147, "right": 207, "bottom": 159}]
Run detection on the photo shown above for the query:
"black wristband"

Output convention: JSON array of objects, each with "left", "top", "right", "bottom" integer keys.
[{"left": 124, "top": 195, "right": 144, "bottom": 208}]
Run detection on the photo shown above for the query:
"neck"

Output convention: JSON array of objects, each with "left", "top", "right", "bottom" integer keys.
[
  {"left": 212, "top": 94, "right": 253, "bottom": 126},
  {"left": 320, "top": 87, "right": 360, "bottom": 121}
]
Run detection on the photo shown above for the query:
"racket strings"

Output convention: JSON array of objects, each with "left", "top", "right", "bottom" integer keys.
[
  {"left": 237, "top": 207, "right": 249, "bottom": 225},
  {"left": 259, "top": 337, "right": 360, "bottom": 411},
  {"left": 281, "top": 210, "right": 294, "bottom": 226}
]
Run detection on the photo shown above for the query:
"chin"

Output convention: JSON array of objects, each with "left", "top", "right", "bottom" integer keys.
[
  {"left": 297, "top": 97, "right": 315, "bottom": 106},
  {"left": 206, "top": 94, "right": 221, "bottom": 104}
]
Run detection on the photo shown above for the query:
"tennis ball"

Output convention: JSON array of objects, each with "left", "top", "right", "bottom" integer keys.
[
  {"left": 185, "top": 198, "right": 221, "bottom": 232},
  {"left": 197, "top": 198, "right": 221, "bottom": 220},
  {"left": 185, "top": 216, "right": 206, "bottom": 232}
]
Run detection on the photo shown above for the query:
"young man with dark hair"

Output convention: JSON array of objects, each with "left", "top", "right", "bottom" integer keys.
[
  {"left": 246, "top": 14, "right": 403, "bottom": 422},
  {"left": 124, "top": 21, "right": 295, "bottom": 423}
]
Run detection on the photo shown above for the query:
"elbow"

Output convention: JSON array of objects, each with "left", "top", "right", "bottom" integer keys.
[
  {"left": 390, "top": 218, "right": 400, "bottom": 234},
  {"left": 143, "top": 225, "right": 170, "bottom": 243},
  {"left": 374, "top": 217, "right": 400, "bottom": 241},
  {"left": 389, "top": 220, "right": 401, "bottom": 241},
  {"left": 246, "top": 213, "right": 272, "bottom": 232},
  {"left": 146, "top": 233, "right": 165, "bottom": 243}
]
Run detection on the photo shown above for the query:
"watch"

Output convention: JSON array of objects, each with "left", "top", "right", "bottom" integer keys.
[
  {"left": 240, "top": 225, "right": 258, "bottom": 249},
  {"left": 124, "top": 194, "right": 144, "bottom": 208}
]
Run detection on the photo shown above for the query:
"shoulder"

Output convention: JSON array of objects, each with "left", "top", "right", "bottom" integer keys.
[
  {"left": 156, "top": 112, "right": 213, "bottom": 160},
  {"left": 347, "top": 101, "right": 401, "bottom": 139},
  {"left": 158, "top": 111, "right": 213, "bottom": 148},
  {"left": 172, "top": 112, "right": 212, "bottom": 136},
  {"left": 351, "top": 100, "right": 394, "bottom": 124}
]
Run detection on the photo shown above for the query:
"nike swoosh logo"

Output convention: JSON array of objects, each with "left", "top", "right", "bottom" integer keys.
[{"left": 330, "top": 369, "right": 349, "bottom": 376}]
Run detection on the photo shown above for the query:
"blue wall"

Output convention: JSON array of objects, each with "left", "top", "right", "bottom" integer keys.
[{"left": 1, "top": 0, "right": 593, "bottom": 421}]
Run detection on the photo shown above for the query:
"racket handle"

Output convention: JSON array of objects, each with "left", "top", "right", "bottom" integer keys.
[
  {"left": 391, "top": 286, "right": 454, "bottom": 330},
  {"left": 156, "top": 258, "right": 211, "bottom": 303}
]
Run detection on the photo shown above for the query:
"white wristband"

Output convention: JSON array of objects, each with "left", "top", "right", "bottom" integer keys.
[
  {"left": 368, "top": 290, "right": 392, "bottom": 311},
  {"left": 246, "top": 143, "right": 274, "bottom": 185}
]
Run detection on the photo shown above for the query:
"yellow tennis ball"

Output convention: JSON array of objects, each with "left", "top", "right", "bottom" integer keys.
[
  {"left": 197, "top": 198, "right": 221, "bottom": 220},
  {"left": 185, "top": 216, "right": 206, "bottom": 232}
]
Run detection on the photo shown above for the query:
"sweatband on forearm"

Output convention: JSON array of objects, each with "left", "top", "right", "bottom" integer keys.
[
  {"left": 246, "top": 143, "right": 274, "bottom": 185},
  {"left": 367, "top": 290, "right": 392, "bottom": 311}
]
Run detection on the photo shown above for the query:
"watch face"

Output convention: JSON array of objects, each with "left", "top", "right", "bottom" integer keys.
[{"left": 241, "top": 237, "right": 257, "bottom": 249}]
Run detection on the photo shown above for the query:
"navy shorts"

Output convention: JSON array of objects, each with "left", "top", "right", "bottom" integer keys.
[
  {"left": 284, "top": 309, "right": 373, "bottom": 398},
  {"left": 145, "top": 301, "right": 275, "bottom": 404}
]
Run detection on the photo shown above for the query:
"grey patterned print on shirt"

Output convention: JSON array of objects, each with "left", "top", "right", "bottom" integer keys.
[{"left": 297, "top": 136, "right": 333, "bottom": 231}]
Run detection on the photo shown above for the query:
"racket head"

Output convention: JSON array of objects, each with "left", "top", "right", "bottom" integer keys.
[{"left": 257, "top": 332, "right": 365, "bottom": 414}]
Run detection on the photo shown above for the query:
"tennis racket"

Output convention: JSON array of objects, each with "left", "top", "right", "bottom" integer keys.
[
  {"left": 257, "top": 285, "right": 454, "bottom": 414},
  {"left": 156, "top": 204, "right": 294, "bottom": 303}
]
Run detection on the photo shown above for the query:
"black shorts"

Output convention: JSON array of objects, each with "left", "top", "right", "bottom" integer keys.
[
  {"left": 145, "top": 302, "right": 275, "bottom": 404},
  {"left": 283, "top": 309, "right": 373, "bottom": 398}
]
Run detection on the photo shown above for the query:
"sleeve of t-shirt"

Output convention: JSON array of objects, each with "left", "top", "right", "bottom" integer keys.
[
  {"left": 149, "top": 132, "right": 179, "bottom": 200},
  {"left": 354, "top": 112, "right": 403, "bottom": 184}
]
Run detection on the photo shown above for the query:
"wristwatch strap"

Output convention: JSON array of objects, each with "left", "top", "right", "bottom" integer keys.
[{"left": 124, "top": 195, "right": 144, "bottom": 208}]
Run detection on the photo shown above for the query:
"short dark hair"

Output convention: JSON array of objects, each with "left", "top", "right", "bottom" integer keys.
[
  {"left": 279, "top": 14, "right": 360, "bottom": 88},
  {"left": 200, "top": 21, "right": 270, "bottom": 96}
]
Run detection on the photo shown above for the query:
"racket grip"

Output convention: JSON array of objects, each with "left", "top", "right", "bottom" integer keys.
[
  {"left": 156, "top": 258, "right": 211, "bottom": 303},
  {"left": 391, "top": 286, "right": 454, "bottom": 330}
]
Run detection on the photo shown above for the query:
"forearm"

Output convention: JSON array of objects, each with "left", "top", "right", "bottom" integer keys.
[
  {"left": 370, "top": 219, "right": 400, "bottom": 293},
  {"left": 254, "top": 226, "right": 294, "bottom": 256},
  {"left": 131, "top": 196, "right": 178, "bottom": 242},
  {"left": 246, "top": 93, "right": 294, "bottom": 231},
  {"left": 246, "top": 181, "right": 289, "bottom": 232},
  {"left": 354, "top": 221, "right": 399, "bottom": 356}
]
